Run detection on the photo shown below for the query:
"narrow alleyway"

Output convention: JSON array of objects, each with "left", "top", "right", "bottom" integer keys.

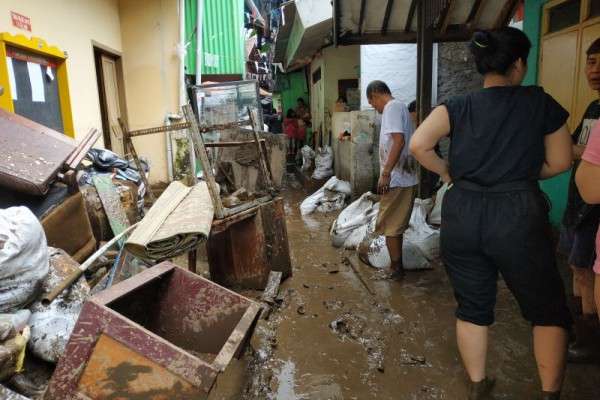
[{"left": 238, "top": 183, "right": 599, "bottom": 400}]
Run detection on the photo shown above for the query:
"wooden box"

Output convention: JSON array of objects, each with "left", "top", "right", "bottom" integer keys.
[{"left": 45, "top": 262, "right": 260, "bottom": 400}]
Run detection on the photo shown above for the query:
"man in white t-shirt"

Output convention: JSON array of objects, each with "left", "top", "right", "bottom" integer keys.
[{"left": 367, "top": 80, "right": 418, "bottom": 280}]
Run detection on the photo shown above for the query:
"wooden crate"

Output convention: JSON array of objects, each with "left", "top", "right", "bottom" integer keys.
[{"left": 45, "top": 262, "right": 261, "bottom": 400}]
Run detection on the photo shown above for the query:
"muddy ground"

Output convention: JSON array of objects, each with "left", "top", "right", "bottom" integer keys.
[{"left": 206, "top": 183, "right": 599, "bottom": 400}]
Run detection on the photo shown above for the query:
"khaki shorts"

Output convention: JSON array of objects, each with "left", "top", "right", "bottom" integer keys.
[{"left": 375, "top": 185, "right": 416, "bottom": 237}]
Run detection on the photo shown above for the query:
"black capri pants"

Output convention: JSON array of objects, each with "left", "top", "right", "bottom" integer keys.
[{"left": 441, "top": 180, "right": 572, "bottom": 329}]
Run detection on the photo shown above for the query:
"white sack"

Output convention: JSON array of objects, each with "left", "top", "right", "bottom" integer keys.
[
  {"left": 0, "top": 207, "right": 49, "bottom": 312},
  {"left": 429, "top": 182, "right": 449, "bottom": 226},
  {"left": 28, "top": 248, "right": 90, "bottom": 363},
  {"left": 312, "top": 146, "right": 334, "bottom": 180},
  {"left": 301, "top": 145, "right": 315, "bottom": 172},
  {"left": 330, "top": 192, "right": 378, "bottom": 248},
  {"left": 300, "top": 177, "right": 351, "bottom": 216}
]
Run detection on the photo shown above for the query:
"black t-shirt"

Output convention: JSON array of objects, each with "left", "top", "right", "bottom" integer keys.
[
  {"left": 563, "top": 100, "right": 600, "bottom": 227},
  {"left": 443, "top": 86, "right": 569, "bottom": 187}
]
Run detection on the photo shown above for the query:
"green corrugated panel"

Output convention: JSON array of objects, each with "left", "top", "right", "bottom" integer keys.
[
  {"left": 185, "top": 0, "right": 245, "bottom": 76},
  {"left": 184, "top": 0, "right": 198, "bottom": 74}
]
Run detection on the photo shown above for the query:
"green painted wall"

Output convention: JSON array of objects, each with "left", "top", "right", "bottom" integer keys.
[
  {"left": 185, "top": 0, "right": 245, "bottom": 76},
  {"left": 524, "top": 0, "right": 570, "bottom": 226},
  {"left": 278, "top": 70, "right": 309, "bottom": 116}
]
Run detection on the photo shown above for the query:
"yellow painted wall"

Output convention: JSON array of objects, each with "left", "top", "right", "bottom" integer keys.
[
  {"left": 119, "top": 0, "right": 179, "bottom": 183},
  {"left": 0, "top": 0, "right": 122, "bottom": 141}
]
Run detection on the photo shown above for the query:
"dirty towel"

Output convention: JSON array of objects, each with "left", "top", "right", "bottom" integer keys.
[
  {"left": 0, "top": 207, "right": 49, "bottom": 313},
  {"left": 125, "top": 181, "right": 214, "bottom": 261}
]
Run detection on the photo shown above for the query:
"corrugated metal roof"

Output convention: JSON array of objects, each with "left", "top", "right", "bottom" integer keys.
[{"left": 185, "top": 0, "right": 246, "bottom": 76}]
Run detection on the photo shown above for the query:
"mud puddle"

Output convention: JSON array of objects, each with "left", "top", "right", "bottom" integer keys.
[{"left": 237, "top": 185, "right": 599, "bottom": 400}]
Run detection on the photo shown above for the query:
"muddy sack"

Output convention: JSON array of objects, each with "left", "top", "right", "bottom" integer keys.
[
  {"left": 406, "top": 199, "right": 440, "bottom": 261},
  {"left": 330, "top": 192, "right": 379, "bottom": 248},
  {"left": 300, "top": 177, "right": 352, "bottom": 215},
  {"left": 301, "top": 145, "right": 315, "bottom": 172},
  {"left": 0, "top": 207, "right": 49, "bottom": 313},
  {"left": 358, "top": 235, "right": 431, "bottom": 270},
  {"left": 429, "top": 182, "right": 449, "bottom": 226},
  {"left": 28, "top": 248, "right": 90, "bottom": 363},
  {"left": 312, "top": 146, "right": 334, "bottom": 180}
]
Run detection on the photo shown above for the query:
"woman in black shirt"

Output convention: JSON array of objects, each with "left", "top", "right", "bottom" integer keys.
[{"left": 410, "top": 28, "right": 573, "bottom": 400}]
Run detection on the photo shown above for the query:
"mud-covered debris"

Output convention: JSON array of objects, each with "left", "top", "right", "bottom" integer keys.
[
  {"left": 297, "top": 305, "right": 306, "bottom": 315},
  {"left": 302, "top": 283, "right": 310, "bottom": 289},
  {"left": 399, "top": 350, "right": 429, "bottom": 367},
  {"left": 328, "top": 269, "right": 340, "bottom": 274},
  {"left": 323, "top": 300, "right": 345, "bottom": 311}
]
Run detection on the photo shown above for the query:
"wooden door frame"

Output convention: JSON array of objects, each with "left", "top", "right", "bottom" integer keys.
[
  {"left": 93, "top": 43, "right": 128, "bottom": 151},
  {"left": 539, "top": 0, "right": 600, "bottom": 126}
]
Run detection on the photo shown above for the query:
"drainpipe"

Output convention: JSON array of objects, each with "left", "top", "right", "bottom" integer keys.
[
  {"left": 167, "top": 0, "right": 188, "bottom": 181},
  {"left": 196, "top": 0, "right": 204, "bottom": 85}
]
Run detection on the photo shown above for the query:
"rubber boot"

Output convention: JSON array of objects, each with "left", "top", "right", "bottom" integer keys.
[
  {"left": 567, "top": 315, "right": 600, "bottom": 363},
  {"left": 467, "top": 377, "right": 495, "bottom": 400},
  {"left": 540, "top": 391, "right": 560, "bottom": 400}
]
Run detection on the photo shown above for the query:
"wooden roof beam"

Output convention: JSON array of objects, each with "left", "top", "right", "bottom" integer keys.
[
  {"left": 358, "top": 0, "right": 367, "bottom": 34},
  {"left": 405, "top": 0, "right": 418, "bottom": 32},
  {"left": 382, "top": 0, "right": 395, "bottom": 35},
  {"left": 495, "top": 0, "right": 520, "bottom": 28},
  {"left": 439, "top": 0, "right": 456, "bottom": 34},
  {"left": 466, "top": 0, "right": 484, "bottom": 30}
]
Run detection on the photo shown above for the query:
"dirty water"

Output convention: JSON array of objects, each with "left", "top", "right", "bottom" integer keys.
[{"left": 198, "top": 181, "right": 599, "bottom": 400}]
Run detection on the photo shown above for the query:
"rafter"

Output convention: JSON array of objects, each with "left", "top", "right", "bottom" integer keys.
[
  {"left": 495, "top": 0, "right": 520, "bottom": 28},
  {"left": 358, "top": 0, "right": 367, "bottom": 34},
  {"left": 382, "top": 0, "right": 395, "bottom": 34},
  {"left": 405, "top": 0, "right": 418, "bottom": 32},
  {"left": 439, "top": 0, "right": 456, "bottom": 34}
]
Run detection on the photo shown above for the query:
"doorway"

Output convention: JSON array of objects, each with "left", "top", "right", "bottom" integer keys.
[{"left": 94, "top": 46, "right": 127, "bottom": 155}]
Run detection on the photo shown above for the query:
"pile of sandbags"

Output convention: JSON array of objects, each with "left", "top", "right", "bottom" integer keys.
[
  {"left": 330, "top": 194, "right": 441, "bottom": 270},
  {"left": 300, "top": 177, "right": 352, "bottom": 216}
]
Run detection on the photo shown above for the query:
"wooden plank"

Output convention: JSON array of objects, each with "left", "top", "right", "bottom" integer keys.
[
  {"left": 205, "top": 139, "right": 266, "bottom": 148},
  {"left": 382, "top": 0, "right": 395, "bottom": 34},
  {"left": 439, "top": 0, "right": 455, "bottom": 34},
  {"left": 182, "top": 104, "right": 226, "bottom": 219},
  {"left": 495, "top": 0, "right": 520, "bottom": 28},
  {"left": 247, "top": 107, "right": 275, "bottom": 194},
  {"left": 358, "top": 0, "right": 368, "bottom": 34},
  {"left": 466, "top": 0, "right": 484, "bottom": 29},
  {"left": 405, "top": 0, "right": 418, "bottom": 32},
  {"left": 342, "top": 257, "right": 375, "bottom": 296},
  {"left": 261, "top": 271, "right": 283, "bottom": 304},
  {"left": 92, "top": 175, "right": 131, "bottom": 242},
  {"left": 222, "top": 195, "right": 272, "bottom": 218},
  {"left": 127, "top": 122, "right": 191, "bottom": 137},
  {"left": 211, "top": 207, "right": 259, "bottom": 234},
  {"left": 118, "top": 119, "right": 156, "bottom": 204}
]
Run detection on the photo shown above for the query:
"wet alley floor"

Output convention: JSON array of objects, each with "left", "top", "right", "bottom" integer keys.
[{"left": 208, "top": 185, "right": 600, "bottom": 400}]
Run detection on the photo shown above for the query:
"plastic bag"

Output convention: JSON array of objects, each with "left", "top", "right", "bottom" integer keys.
[
  {"left": 312, "top": 146, "right": 334, "bottom": 179},
  {"left": 28, "top": 248, "right": 90, "bottom": 363},
  {"left": 429, "top": 182, "right": 449, "bottom": 226},
  {"left": 301, "top": 145, "right": 315, "bottom": 172},
  {"left": 0, "top": 207, "right": 49, "bottom": 313}
]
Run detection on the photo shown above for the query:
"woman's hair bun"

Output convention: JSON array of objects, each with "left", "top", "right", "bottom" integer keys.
[{"left": 471, "top": 30, "right": 496, "bottom": 55}]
